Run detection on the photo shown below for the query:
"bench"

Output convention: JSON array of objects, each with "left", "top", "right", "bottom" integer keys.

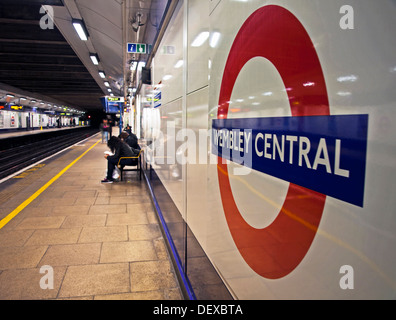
[{"left": 117, "top": 149, "right": 143, "bottom": 181}]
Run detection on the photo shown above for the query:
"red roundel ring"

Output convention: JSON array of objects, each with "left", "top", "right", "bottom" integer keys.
[{"left": 217, "top": 5, "right": 329, "bottom": 279}]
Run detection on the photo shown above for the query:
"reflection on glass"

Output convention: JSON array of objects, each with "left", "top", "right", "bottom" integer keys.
[{"left": 191, "top": 31, "right": 209, "bottom": 47}]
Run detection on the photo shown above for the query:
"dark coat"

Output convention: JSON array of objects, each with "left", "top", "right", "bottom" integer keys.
[
  {"left": 107, "top": 141, "right": 139, "bottom": 162},
  {"left": 125, "top": 133, "right": 140, "bottom": 150}
]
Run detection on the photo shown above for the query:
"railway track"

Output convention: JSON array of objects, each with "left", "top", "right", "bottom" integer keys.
[{"left": 0, "top": 128, "right": 99, "bottom": 180}]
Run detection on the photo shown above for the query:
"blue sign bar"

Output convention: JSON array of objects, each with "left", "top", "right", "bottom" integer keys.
[
  {"left": 100, "top": 97, "right": 122, "bottom": 114},
  {"left": 212, "top": 115, "right": 369, "bottom": 207}
]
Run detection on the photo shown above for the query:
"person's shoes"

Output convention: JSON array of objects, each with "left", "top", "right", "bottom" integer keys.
[{"left": 101, "top": 178, "right": 113, "bottom": 184}]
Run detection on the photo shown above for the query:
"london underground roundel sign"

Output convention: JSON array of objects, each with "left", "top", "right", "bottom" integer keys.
[{"left": 216, "top": 5, "right": 329, "bottom": 279}]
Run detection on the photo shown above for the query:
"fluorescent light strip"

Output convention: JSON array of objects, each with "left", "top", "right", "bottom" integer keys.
[
  {"left": 90, "top": 53, "right": 99, "bottom": 65},
  {"left": 72, "top": 19, "right": 89, "bottom": 41}
]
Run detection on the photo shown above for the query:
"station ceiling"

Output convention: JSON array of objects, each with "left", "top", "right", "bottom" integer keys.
[{"left": 0, "top": 0, "right": 170, "bottom": 112}]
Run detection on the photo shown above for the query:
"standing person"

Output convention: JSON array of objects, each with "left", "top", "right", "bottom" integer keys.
[
  {"left": 100, "top": 119, "right": 109, "bottom": 144},
  {"left": 101, "top": 136, "right": 140, "bottom": 183},
  {"left": 108, "top": 117, "right": 113, "bottom": 138}
]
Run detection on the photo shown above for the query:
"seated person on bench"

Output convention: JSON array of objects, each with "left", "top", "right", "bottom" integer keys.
[
  {"left": 101, "top": 136, "right": 140, "bottom": 184},
  {"left": 120, "top": 131, "right": 140, "bottom": 150}
]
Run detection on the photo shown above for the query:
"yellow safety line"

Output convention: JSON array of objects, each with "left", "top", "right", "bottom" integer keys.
[{"left": 0, "top": 139, "right": 101, "bottom": 229}]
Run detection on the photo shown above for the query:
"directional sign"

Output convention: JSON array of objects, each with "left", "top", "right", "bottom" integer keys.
[
  {"left": 107, "top": 97, "right": 124, "bottom": 103},
  {"left": 127, "top": 43, "right": 147, "bottom": 54}
]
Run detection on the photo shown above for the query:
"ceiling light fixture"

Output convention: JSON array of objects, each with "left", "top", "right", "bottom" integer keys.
[
  {"left": 129, "top": 60, "right": 138, "bottom": 71},
  {"left": 90, "top": 53, "right": 100, "bottom": 65},
  {"left": 72, "top": 19, "right": 89, "bottom": 41},
  {"left": 99, "top": 71, "right": 106, "bottom": 79}
]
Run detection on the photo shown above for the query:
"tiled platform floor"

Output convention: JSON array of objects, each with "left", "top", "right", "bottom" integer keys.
[{"left": 0, "top": 132, "right": 182, "bottom": 300}]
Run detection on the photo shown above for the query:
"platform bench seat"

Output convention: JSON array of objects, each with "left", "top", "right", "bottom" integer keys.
[{"left": 117, "top": 149, "right": 143, "bottom": 181}]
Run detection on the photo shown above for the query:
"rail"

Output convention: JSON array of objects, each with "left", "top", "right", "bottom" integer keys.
[{"left": 0, "top": 128, "right": 99, "bottom": 180}]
